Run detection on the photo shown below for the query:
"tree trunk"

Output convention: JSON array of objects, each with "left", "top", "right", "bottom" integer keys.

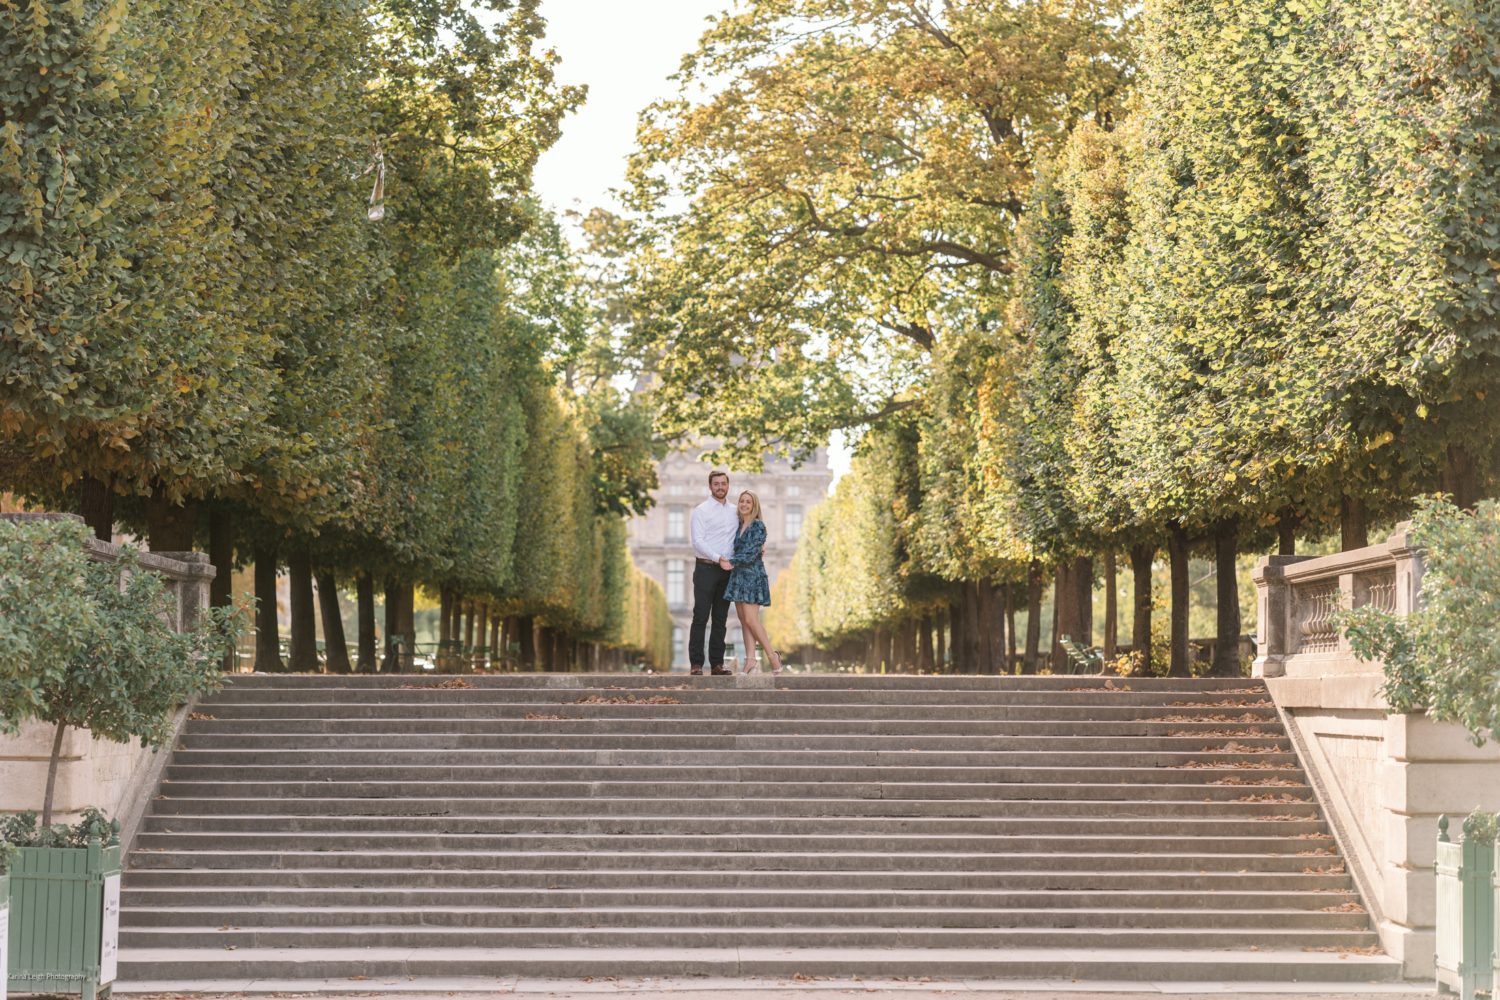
[
  {"left": 1005, "top": 583, "right": 1017, "bottom": 674},
  {"left": 1129, "top": 543, "right": 1155, "bottom": 675},
  {"left": 519, "top": 615, "right": 536, "bottom": 669},
  {"left": 1167, "top": 522, "right": 1191, "bottom": 676},
  {"left": 1276, "top": 506, "right": 1299, "bottom": 556},
  {"left": 1052, "top": 562, "right": 1076, "bottom": 672},
  {"left": 947, "top": 601, "right": 963, "bottom": 672},
  {"left": 475, "top": 602, "right": 489, "bottom": 670},
  {"left": 317, "top": 569, "right": 352, "bottom": 674},
  {"left": 1340, "top": 495, "right": 1367, "bottom": 551},
  {"left": 1024, "top": 559, "right": 1043, "bottom": 674},
  {"left": 253, "top": 543, "right": 283, "bottom": 672},
  {"left": 491, "top": 616, "right": 502, "bottom": 670},
  {"left": 208, "top": 505, "right": 235, "bottom": 670},
  {"left": 1074, "top": 555, "right": 1094, "bottom": 648},
  {"left": 383, "top": 578, "right": 401, "bottom": 672},
  {"left": 146, "top": 483, "right": 197, "bottom": 552},
  {"left": 963, "top": 582, "right": 983, "bottom": 674},
  {"left": 536, "top": 625, "right": 554, "bottom": 671},
  {"left": 464, "top": 599, "right": 476, "bottom": 670},
  {"left": 1212, "top": 518, "right": 1242, "bottom": 677},
  {"left": 356, "top": 571, "right": 377, "bottom": 673},
  {"left": 439, "top": 587, "right": 453, "bottom": 669},
  {"left": 1442, "top": 443, "right": 1479, "bottom": 510},
  {"left": 286, "top": 543, "right": 318, "bottom": 672},
  {"left": 41, "top": 721, "right": 68, "bottom": 827},
  {"left": 399, "top": 581, "right": 416, "bottom": 672},
  {"left": 974, "top": 580, "right": 995, "bottom": 674},
  {"left": 1103, "top": 552, "right": 1117, "bottom": 661},
  {"left": 935, "top": 606, "right": 948, "bottom": 672},
  {"left": 988, "top": 581, "right": 1007, "bottom": 674},
  {"left": 80, "top": 475, "right": 115, "bottom": 543},
  {"left": 918, "top": 615, "right": 934, "bottom": 672}
]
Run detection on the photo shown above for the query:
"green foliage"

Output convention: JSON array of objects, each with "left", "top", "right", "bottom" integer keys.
[
  {"left": 1337, "top": 497, "right": 1500, "bottom": 744},
  {"left": 0, "top": 807, "right": 115, "bottom": 850},
  {"left": 625, "top": 0, "right": 1136, "bottom": 468},
  {"left": 0, "top": 519, "right": 244, "bottom": 742},
  {"left": 1462, "top": 807, "right": 1500, "bottom": 847}
]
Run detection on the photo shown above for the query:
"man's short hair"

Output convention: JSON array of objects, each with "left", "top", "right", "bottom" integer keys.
[{"left": 708, "top": 469, "right": 729, "bottom": 486}]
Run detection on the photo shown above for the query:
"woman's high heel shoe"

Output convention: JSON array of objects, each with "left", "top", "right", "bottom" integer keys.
[
  {"left": 770, "top": 650, "right": 784, "bottom": 677},
  {"left": 740, "top": 655, "right": 758, "bottom": 675}
]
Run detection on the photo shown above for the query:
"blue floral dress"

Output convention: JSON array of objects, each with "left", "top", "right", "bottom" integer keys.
[{"left": 723, "top": 518, "right": 771, "bottom": 606}]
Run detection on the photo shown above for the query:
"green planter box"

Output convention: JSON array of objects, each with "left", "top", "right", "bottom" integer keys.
[
  {"left": 1, "top": 872, "right": 10, "bottom": 1000},
  {"left": 1436, "top": 814, "right": 1496, "bottom": 1000},
  {"left": 6, "top": 831, "right": 121, "bottom": 1000}
]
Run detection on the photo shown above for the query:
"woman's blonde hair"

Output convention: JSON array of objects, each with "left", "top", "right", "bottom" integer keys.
[{"left": 737, "top": 489, "right": 763, "bottom": 525}]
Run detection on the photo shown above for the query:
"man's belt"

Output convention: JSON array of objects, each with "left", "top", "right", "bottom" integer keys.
[{"left": 697, "top": 557, "right": 719, "bottom": 565}]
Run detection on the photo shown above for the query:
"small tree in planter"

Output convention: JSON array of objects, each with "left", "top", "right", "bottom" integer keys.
[{"left": 0, "top": 519, "right": 247, "bottom": 825}]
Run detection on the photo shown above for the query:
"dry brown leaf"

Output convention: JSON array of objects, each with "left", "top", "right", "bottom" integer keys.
[
  {"left": 1170, "top": 699, "right": 1272, "bottom": 708},
  {"left": 1320, "top": 901, "right": 1365, "bottom": 912},
  {"left": 1303, "top": 864, "right": 1346, "bottom": 874},
  {"left": 188, "top": 712, "right": 216, "bottom": 721},
  {"left": 1149, "top": 713, "right": 1266, "bottom": 722},
  {"left": 525, "top": 713, "right": 583, "bottom": 720},
  {"left": 1174, "top": 760, "right": 1297, "bottom": 770},
  {"left": 398, "top": 678, "right": 472, "bottom": 689},
  {"left": 572, "top": 695, "right": 682, "bottom": 705},
  {"left": 1168, "top": 727, "right": 1266, "bottom": 737},
  {"left": 1208, "top": 776, "right": 1304, "bottom": 786}
]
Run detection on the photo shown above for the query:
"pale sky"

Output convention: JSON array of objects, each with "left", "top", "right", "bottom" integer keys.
[
  {"left": 531, "top": 0, "right": 724, "bottom": 219},
  {"left": 530, "top": 0, "right": 853, "bottom": 486}
]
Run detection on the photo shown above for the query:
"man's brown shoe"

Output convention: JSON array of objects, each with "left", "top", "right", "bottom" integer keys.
[
  {"left": 710, "top": 666, "right": 732, "bottom": 675},
  {"left": 689, "top": 668, "right": 703, "bottom": 675}
]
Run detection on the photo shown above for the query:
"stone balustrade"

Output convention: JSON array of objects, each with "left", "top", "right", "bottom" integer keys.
[{"left": 1253, "top": 526, "right": 1500, "bottom": 979}]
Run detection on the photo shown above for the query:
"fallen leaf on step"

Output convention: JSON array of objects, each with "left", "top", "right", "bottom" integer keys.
[
  {"left": 349, "top": 976, "right": 370, "bottom": 980},
  {"left": 1320, "top": 901, "right": 1366, "bottom": 912},
  {"left": 225, "top": 945, "right": 236, "bottom": 950}
]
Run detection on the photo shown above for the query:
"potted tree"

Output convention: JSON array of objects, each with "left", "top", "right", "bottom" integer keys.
[{"left": 0, "top": 518, "right": 245, "bottom": 997}]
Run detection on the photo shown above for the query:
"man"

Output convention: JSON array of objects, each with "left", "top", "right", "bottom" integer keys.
[{"left": 688, "top": 470, "right": 739, "bottom": 675}]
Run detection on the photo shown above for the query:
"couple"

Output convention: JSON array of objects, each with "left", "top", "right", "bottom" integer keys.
[{"left": 689, "top": 470, "right": 785, "bottom": 676}]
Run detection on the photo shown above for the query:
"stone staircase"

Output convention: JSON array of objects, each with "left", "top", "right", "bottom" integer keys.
[{"left": 117, "top": 673, "right": 1402, "bottom": 984}]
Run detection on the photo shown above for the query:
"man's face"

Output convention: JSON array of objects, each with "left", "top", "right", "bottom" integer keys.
[{"left": 710, "top": 475, "right": 729, "bottom": 501}]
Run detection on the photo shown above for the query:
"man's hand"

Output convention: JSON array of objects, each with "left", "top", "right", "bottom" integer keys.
[{"left": 719, "top": 557, "right": 733, "bottom": 571}]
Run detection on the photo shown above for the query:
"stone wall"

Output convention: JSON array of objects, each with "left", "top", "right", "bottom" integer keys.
[
  {"left": 0, "top": 514, "right": 210, "bottom": 844},
  {"left": 1253, "top": 526, "right": 1500, "bottom": 979}
]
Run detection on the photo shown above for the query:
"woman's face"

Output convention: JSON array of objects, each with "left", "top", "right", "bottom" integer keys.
[{"left": 739, "top": 493, "right": 753, "bottom": 516}]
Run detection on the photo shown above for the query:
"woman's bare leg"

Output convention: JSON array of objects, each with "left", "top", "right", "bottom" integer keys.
[
  {"left": 735, "top": 604, "right": 758, "bottom": 673},
  {"left": 738, "top": 604, "right": 782, "bottom": 673}
]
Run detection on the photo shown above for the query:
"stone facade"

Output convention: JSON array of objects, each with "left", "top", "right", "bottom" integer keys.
[
  {"left": 1252, "top": 525, "right": 1500, "bottom": 979},
  {"left": 626, "top": 448, "right": 831, "bottom": 668}
]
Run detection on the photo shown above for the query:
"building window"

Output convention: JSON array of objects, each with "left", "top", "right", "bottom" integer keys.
[
  {"left": 785, "top": 504, "right": 803, "bottom": 542},
  {"left": 669, "top": 484, "right": 683, "bottom": 496},
  {"left": 667, "top": 505, "right": 686, "bottom": 542},
  {"left": 666, "top": 559, "right": 685, "bottom": 607},
  {"left": 785, "top": 484, "right": 801, "bottom": 497},
  {"left": 672, "top": 626, "right": 686, "bottom": 666}
]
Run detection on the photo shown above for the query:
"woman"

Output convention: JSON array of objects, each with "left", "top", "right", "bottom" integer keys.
[{"left": 719, "top": 489, "right": 784, "bottom": 676}]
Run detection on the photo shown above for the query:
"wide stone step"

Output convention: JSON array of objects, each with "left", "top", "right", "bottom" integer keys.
[
  {"left": 125, "top": 849, "right": 1340, "bottom": 872},
  {"left": 121, "top": 867, "right": 1356, "bottom": 892},
  {"left": 118, "top": 888, "right": 1361, "bottom": 913},
  {"left": 138, "top": 814, "right": 1327, "bottom": 837},
  {"left": 114, "top": 944, "right": 1401, "bottom": 983},
  {"left": 160, "top": 760, "right": 1303, "bottom": 783},
  {"left": 213, "top": 674, "right": 1265, "bottom": 690},
  {"left": 144, "top": 795, "right": 1315, "bottom": 818},
  {"left": 152, "top": 778, "right": 1308, "bottom": 801},
  {"left": 118, "top": 903, "right": 1370, "bottom": 933},
  {"left": 185, "top": 717, "right": 1281, "bottom": 737},
  {"left": 177, "top": 732, "right": 1288, "bottom": 751},
  {"left": 193, "top": 704, "right": 1279, "bottom": 722},
  {"left": 117, "top": 923, "right": 1376, "bottom": 950},
  {"left": 130, "top": 830, "right": 1335, "bottom": 854}
]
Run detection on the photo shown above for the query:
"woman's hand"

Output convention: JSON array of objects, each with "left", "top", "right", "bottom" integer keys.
[{"left": 719, "top": 557, "right": 733, "bottom": 571}]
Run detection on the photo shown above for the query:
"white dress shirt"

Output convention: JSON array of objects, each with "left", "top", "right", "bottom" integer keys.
[{"left": 691, "top": 496, "right": 739, "bottom": 563}]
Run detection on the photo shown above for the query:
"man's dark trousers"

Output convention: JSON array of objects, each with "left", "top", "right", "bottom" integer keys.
[{"left": 689, "top": 559, "right": 732, "bottom": 670}]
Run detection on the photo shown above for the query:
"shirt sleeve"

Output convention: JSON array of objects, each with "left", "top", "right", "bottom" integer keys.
[{"left": 690, "top": 504, "right": 717, "bottom": 562}]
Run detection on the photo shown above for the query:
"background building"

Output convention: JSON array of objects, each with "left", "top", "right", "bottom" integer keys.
[{"left": 627, "top": 448, "right": 832, "bottom": 668}]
